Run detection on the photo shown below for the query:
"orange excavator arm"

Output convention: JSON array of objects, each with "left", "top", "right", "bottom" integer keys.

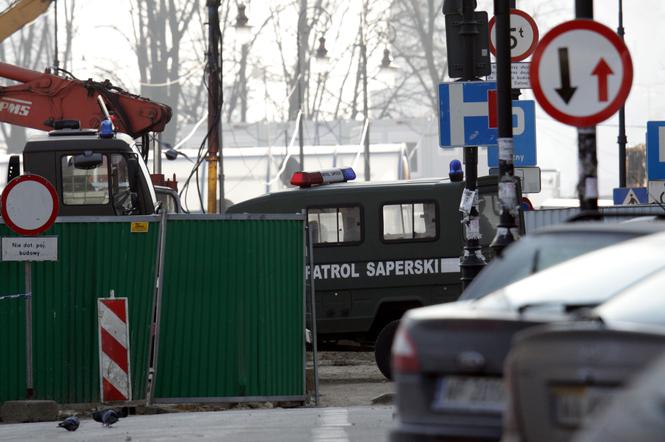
[
  {"left": 0, "top": 62, "right": 172, "bottom": 138},
  {"left": 0, "top": 0, "right": 53, "bottom": 44}
]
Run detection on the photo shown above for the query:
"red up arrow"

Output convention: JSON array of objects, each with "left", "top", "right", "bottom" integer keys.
[{"left": 591, "top": 58, "right": 613, "bottom": 102}]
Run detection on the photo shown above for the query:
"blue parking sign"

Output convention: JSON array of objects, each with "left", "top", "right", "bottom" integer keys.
[{"left": 487, "top": 100, "right": 537, "bottom": 167}]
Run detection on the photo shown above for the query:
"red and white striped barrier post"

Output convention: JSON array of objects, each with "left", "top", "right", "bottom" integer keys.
[{"left": 97, "top": 293, "right": 132, "bottom": 402}]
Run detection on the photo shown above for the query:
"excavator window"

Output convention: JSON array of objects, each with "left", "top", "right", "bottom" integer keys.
[{"left": 61, "top": 155, "right": 110, "bottom": 205}]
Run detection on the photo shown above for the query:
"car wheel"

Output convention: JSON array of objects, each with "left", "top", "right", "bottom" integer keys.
[{"left": 374, "top": 320, "right": 399, "bottom": 380}]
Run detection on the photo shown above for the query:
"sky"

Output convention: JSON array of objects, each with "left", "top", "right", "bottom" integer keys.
[{"left": 5, "top": 0, "right": 665, "bottom": 199}]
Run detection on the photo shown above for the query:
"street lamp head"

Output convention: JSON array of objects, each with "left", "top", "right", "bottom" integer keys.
[
  {"left": 380, "top": 48, "right": 392, "bottom": 69},
  {"left": 235, "top": 4, "right": 249, "bottom": 27},
  {"left": 312, "top": 35, "right": 331, "bottom": 74},
  {"left": 234, "top": 3, "right": 253, "bottom": 45},
  {"left": 316, "top": 37, "right": 328, "bottom": 59},
  {"left": 377, "top": 47, "right": 398, "bottom": 87}
]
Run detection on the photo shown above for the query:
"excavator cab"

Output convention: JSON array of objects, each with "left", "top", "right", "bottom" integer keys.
[{"left": 18, "top": 122, "right": 158, "bottom": 216}]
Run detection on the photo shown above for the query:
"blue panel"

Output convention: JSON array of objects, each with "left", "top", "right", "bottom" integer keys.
[
  {"left": 487, "top": 100, "right": 537, "bottom": 167},
  {"left": 438, "top": 83, "right": 451, "bottom": 147},
  {"left": 646, "top": 121, "right": 665, "bottom": 180},
  {"left": 613, "top": 187, "right": 648, "bottom": 205},
  {"left": 439, "top": 81, "right": 497, "bottom": 148}
]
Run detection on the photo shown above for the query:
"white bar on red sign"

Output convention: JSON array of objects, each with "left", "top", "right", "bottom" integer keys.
[{"left": 97, "top": 298, "right": 132, "bottom": 402}]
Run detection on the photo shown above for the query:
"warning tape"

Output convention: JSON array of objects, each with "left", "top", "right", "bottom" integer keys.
[{"left": 0, "top": 292, "right": 31, "bottom": 301}]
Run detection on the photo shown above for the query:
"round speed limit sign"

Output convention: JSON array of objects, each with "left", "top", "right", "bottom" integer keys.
[{"left": 489, "top": 9, "right": 539, "bottom": 62}]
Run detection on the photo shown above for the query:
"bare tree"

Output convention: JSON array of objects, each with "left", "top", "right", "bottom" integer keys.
[
  {"left": 129, "top": 0, "right": 199, "bottom": 145},
  {"left": 387, "top": 0, "right": 448, "bottom": 117}
]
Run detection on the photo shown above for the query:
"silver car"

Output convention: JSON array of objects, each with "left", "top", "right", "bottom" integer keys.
[
  {"left": 503, "top": 268, "right": 665, "bottom": 442},
  {"left": 390, "top": 230, "right": 665, "bottom": 442}
]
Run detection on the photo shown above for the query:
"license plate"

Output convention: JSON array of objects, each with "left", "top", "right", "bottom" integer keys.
[
  {"left": 551, "top": 385, "right": 616, "bottom": 428},
  {"left": 431, "top": 376, "right": 505, "bottom": 413}
]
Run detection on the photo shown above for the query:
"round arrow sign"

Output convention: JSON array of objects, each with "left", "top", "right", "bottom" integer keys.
[
  {"left": 489, "top": 9, "right": 539, "bottom": 62},
  {"left": 530, "top": 19, "right": 633, "bottom": 127},
  {"left": 1, "top": 174, "right": 59, "bottom": 236}
]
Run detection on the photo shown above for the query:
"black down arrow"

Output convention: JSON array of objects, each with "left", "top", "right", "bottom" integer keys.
[{"left": 555, "top": 47, "right": 577, "bottom": 104}]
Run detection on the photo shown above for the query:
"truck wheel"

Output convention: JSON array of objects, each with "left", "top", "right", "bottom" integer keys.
[{"left": 374, "top": 320, "right": 399, "bottom": 380}]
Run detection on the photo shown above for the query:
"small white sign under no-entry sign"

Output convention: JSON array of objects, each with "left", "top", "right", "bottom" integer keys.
[{"left": 1, "top": 236, "right": 58, "bottom": 261}]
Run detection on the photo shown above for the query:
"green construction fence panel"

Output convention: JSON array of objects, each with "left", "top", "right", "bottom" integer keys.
[
  {"left": 154, "top": 216, "right": 305, "bottom": 402},
  {"left": 0, "top": 219, "right": 159, "bottom": 404}
]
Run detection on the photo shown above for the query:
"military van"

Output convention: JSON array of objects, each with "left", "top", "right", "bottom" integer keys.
[{"left": 227, "top": 169, "right": 511, "bottom": 378}]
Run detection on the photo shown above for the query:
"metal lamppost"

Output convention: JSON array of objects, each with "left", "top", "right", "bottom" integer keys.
[
  {"left": 360, "top": 3, "right": 370, "bottom": 181},
  {"left": 358, "top": 15, "right": 398, "bottom": 182},
  {"left": 297, "top": 4, "right": 306, "bottom": 170},
  {"left": 296, "top": 5, "right": 333, "bottom": 171},
  {"left": 206, "top": 0, "right": 222, "bottom": 214}
]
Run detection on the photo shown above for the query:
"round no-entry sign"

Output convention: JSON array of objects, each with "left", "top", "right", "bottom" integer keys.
[
  {"left": 530, "top": 19, "right": 633, "bottom": 127},
  {"left": 489, "top": 9, "right": 539, "bottom": 62},
  {"left": 1, "top": 174, "right": 59, "bottom": 236}
]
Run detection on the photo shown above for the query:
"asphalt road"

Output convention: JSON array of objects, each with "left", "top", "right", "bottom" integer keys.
[{"left": 0, "top": 406, "right": 394, "bottom": 441}]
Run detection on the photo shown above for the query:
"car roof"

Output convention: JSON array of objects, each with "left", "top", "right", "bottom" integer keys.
[
  {"left": 481, "top": 231, "right": 665, "bottom": 308},
  {"left": 409, "top": 230, "right": 665, "bottom": 320},
  {"left": 531, "top": 219, "right": 665, "bottom": 236}
]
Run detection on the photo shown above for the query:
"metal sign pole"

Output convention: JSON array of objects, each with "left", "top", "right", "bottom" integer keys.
[
  {"left": 25, "top": 261, "right": 33, "bottom": 399},
  {"left": 491, "top": 0, "right": 520, "bottom": 255},
  {"left": 576, "top": 0, "right": 599, "bottom": 212},
  {"left": 458, "top": 0, "right": 486, "bottom": 289},
  {"left": 617, "top": 0, "right": 627, "bottom": 188}
]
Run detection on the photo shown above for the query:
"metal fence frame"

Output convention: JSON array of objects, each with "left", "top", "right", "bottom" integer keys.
[{"left": 0, "top": 213, "right": 306, "bottom": 406}]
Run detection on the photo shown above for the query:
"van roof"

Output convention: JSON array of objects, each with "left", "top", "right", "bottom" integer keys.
[{"left": 227, "top": 175, "right": 498, "bottom": 213}]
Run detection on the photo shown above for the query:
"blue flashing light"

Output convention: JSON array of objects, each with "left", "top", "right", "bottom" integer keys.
[
  {"left": 98, "top": 119, "right": 115, "bottom": 138},
  {"left": 449, "top": 159, "right": 462, "bottom": 174},
  {"left": 341, "top": 167, "right": 356, "bottom": 181}
]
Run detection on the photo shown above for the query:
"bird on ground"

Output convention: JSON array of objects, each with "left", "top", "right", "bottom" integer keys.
[
  {"left": 57, "top": 416, "right": 80, "bottom": 431},
  {"left": 93, "top": 407, "right": 129, "bottom": 423},
  {"left": 92, "top": 409, "right": 105, "bottom": 423},
  {"left": 101, "top": 409, "right": 119, "bottom": 427}
]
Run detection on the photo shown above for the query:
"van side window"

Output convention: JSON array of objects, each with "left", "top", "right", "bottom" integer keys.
[
  {"left": 383, "top": 202, "right": 436, "bottom": 241},
  {"left": 308, "top": 207, "right": 361, "bottom": 244}
]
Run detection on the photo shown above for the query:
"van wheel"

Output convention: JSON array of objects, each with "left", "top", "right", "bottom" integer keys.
[{"left": 374, "top": 320, "right": 399, "bottom": 380}]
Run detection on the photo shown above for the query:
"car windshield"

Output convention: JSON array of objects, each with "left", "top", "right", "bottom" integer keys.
[
  {"left": 460, "top": 231, "right": 639, "bottom": 301},
  {"left": 595, "top": 269, "right": 665, "bottom": 329},
  {"left": 471, "top": 231, "right": 665, "bottom": 313}
]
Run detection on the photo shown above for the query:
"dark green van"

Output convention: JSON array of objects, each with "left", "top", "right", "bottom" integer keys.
[{"left": 227, "top": 175, "right": 506, "bottom": 377}]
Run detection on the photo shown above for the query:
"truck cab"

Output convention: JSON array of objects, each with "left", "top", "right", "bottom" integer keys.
[{"left": 19, "top": 126, "right": 158, "bottom": 216}]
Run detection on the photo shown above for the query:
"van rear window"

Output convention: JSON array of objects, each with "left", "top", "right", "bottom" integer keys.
[
  {"left": 383, "top": 202, "right": 436, "bottom": 241},
  {"left": 307, "top": 207, "right": 361, "bottom": 245}
]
